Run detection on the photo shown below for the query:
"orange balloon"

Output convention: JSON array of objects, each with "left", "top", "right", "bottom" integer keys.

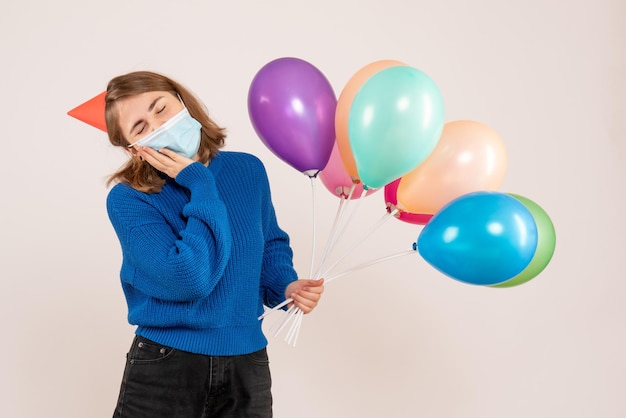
[
  {"left": 397, "top": 120, "right": 508, "bottom": 215},
  {"left": 335, "top": 60, "right": 406, "bottom": 181}
]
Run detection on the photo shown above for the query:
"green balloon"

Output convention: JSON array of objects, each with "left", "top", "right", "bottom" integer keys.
[
  {"left": 491, "top": 193, "right": 556, "bottom": 288},
  {"left": 347, "top": 66, "right": 445, "bottom": 189}
]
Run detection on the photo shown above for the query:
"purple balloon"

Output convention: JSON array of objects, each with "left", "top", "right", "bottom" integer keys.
[{"left": 248, "top": 57, "right": 337, "bottom": 176}]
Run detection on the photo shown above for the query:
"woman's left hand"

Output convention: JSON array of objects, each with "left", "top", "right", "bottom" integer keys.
[{"left": 285, "top": 278, "right": 325, "bottom": 314}]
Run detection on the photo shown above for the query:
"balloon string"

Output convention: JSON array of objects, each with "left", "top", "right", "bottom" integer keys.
[
  {"left": 308, "top": 176, "right": 317, "bottom": 279},
  {"left": 320, "top": 208, "right": 398, "bottom": 280},
  {"left": 281, "top": 177, "right": 315, "bottom": 348},
  {"left": 261, "top": 242, "right": 411, "bottom": 330},
  {"left": 285, "top": 311, "right": 298, "bottom": 342},
  {"left": 264, "top": 186, "right": 391, "bottom": 346},
  {"left": 291, "top": 311, "right": 304, "bottom": 347},
  {"left": 258, "top": 297, "right": 292, "bottom": 320},
  {"left": 315, "top": 187, "right": 350, "bottom": 279},
  {"left": 315, "top": 188, "right": 369, "bottom": 279},
  {"left": 264, "top": 189, "right": 395, "bottom": 346},
  {"left": 314, "top": 183, "right": 355, "bottom": 278},
  {"left": 285, "top": 309, "right": 304, "bottom": 346},
  {"left": 324, "top": 184, "right": 357, "bottom": 260},
  {"left": 282, "top": 245, "right": 414, "bottom": 347},
  {"left": 268, "top": 305, "right": 291, "bottom": 334},
  {"left": 325, "top": 249, "right": 417, "bottom": 284},
  {"left": 329, "top": 188, "right": 368, "bottom": 254},
  {"left": 258, "top": 175, "right": 318, "bottom": 322},
  {"left": 257, "top": 183, "right": 354, "bottom": 322},
  {"left": 280, "top": 184, "right": 363, "bottom": 347},
  {"left": 271, "top": 305, "right": 298, "bottom": 337}
]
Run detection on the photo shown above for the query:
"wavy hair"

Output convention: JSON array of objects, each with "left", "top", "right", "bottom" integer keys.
[{"left": 105, "top": 71, "right": 226, "bottom": 193}]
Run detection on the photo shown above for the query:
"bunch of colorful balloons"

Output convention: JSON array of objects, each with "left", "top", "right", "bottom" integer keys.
[{"left": 248, "top": 57, "right": 556, "bottom": 290}]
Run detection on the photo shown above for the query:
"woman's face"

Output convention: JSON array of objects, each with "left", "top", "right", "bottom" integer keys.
[{"left": 115, "top": 91, "right": 185, "bottom": 143}]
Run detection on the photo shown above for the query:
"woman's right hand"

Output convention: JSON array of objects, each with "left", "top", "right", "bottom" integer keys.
[
  {"left": 134, "top": 146, "right": 196, "bottom": 179},
  {"left": 285, "top": 278, "right": 325, "bottom": 314}
]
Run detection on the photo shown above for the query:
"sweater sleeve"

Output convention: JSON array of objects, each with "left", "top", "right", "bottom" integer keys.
[
  {"left": 257, "top": 164, "right": 298, "bottom": 308},
  {"left": 106, "top": 163, "right": 232, "bottom": 302}
]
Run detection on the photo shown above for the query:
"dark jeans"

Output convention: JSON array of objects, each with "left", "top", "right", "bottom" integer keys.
[{"left": 113, "top": 335, "right": 273, "bottom": 418}]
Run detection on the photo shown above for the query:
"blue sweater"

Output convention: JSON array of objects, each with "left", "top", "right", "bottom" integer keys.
[{"left": 106, "top": 151, "right": 298, "bottom": 356}]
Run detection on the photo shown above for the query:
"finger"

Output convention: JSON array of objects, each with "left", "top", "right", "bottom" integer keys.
[
  {"left": 142, "top": 146, "right": 182, "bottom": 166},
  {"left": 300, "top": 282, "right": 325, "bottom": 295},
  {"left": 296, "top": 305, "right": 313, "bottom": 314},
  {"left": 157, "top": 148, "right": 178, "bottom": 160},
  {"left": 306, "top": 278, "right": 325, "bottom": 288},
  {"left": 291, "top": 291, "right": 321, "bottom": 309},
  {"left": 137, "top": 147, "right": 167, "bottom": 169},
  {"left": 137, "top": 146, "right": 162, "bottom": 160},
  {"left": 295, "top": 288, "right": 323, "bottom": 301},
  {"left": 291, "top": 299, "right": 314, "bottom": 314},
  {"left": 295, "top": 302, "right": 317, "bottom": 315}
]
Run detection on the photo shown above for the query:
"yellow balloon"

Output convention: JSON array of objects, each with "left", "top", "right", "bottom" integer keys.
[{"left": 397, "top": 120, "right": 508, "bottom": 215}]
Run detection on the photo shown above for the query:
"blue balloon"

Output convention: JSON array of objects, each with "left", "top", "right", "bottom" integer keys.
[{"left": 416, "top": 191, "right": 538, "bottom": 285}]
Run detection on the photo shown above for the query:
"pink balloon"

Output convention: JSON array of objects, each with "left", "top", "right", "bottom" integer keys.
[
  {"left": 319, "top": 141, "right": 376, "bottom": 199},
  {"left": 384, "top": 178, "right": 433, "bottom": 225}
]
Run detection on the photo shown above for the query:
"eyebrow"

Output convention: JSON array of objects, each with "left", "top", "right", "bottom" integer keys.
[{"left": 129, "top": 96, "right": 164, "bottom": 135}]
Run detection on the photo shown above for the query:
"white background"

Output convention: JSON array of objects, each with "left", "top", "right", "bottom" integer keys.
[{"left": 1, "top": 0, "right": 625, "bottom": 417}]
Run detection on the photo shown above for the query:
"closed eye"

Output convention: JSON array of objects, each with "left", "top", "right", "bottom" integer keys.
[{"left": 134, "top": 123, "right": 146, "bottom": 137}]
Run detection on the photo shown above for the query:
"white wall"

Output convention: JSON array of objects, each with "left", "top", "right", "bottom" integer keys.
[{"left": 1, "top": 0, "right": 624, "bottom": 417}]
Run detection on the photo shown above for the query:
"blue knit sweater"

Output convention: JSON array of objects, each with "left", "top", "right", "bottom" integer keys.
[{"left": 106, "top": 151, "right": 298, "bottom": 356}]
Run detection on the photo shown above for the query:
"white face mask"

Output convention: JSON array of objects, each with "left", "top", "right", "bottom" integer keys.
[{"left": 128, "top": 108, "right": 202, "bottom": 158}]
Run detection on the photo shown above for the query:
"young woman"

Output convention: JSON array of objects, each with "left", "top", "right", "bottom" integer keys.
[{"left": 104, "top": 70, "right": 324, "bottom": 417}]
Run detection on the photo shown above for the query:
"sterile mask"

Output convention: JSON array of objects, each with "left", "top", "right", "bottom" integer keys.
[{"left": 127, "top": 107, "right": 202, "bottom": 158}]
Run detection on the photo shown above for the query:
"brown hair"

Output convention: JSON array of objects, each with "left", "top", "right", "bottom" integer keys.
[{"left": 105, "top": 71, "right": 226, "bottom": 193}]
